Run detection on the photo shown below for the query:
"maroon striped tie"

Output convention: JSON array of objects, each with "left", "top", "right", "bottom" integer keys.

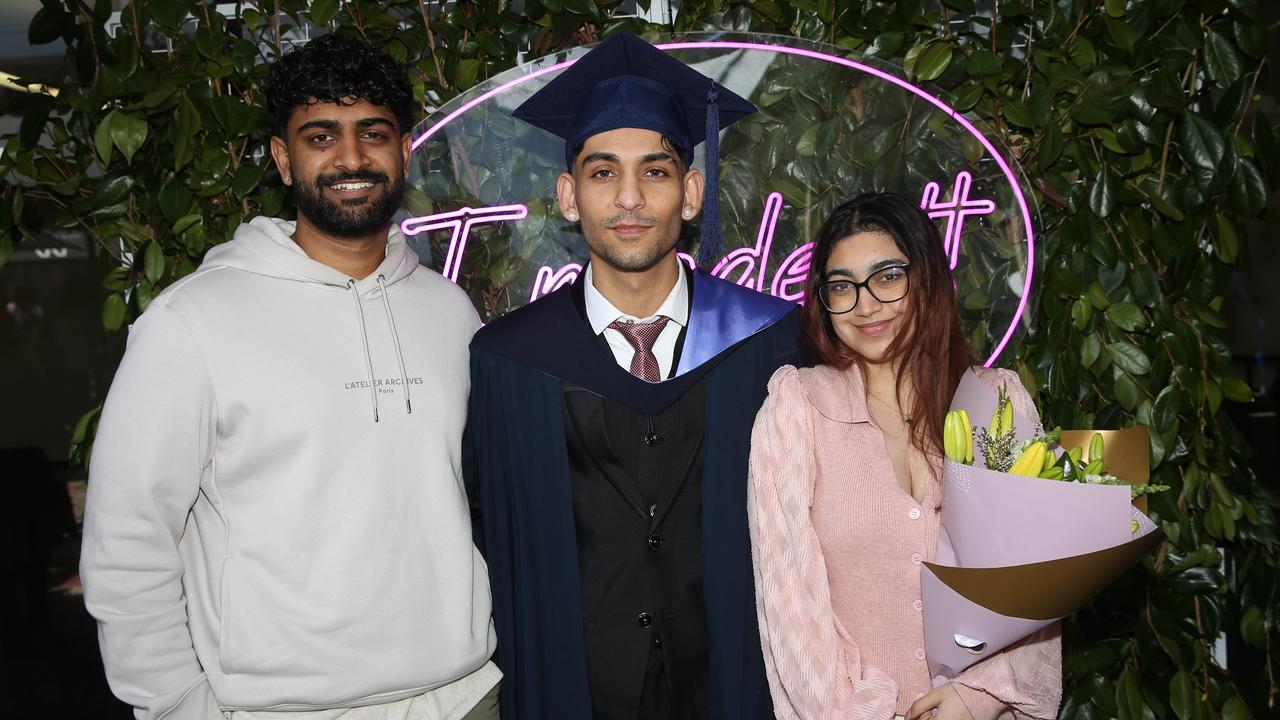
[{"left": 609, "top": 317, "right": 670, "bottom": 382}]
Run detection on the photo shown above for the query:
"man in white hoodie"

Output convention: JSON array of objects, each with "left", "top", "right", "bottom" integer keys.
[{"left": 80, "top": 35, "right": 499, "bottom": 720}]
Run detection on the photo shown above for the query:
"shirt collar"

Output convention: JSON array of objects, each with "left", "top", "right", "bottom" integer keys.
[
  {"left": 584, "top": 260, "right": 689, "bottom": 335},
  {"left": 802, "top": 364, "right": 872, "bottom": 424}
]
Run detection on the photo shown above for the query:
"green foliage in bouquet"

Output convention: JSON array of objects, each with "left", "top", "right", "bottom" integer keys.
[{"left": 1, "top": 0, "right": 1276, "bottom": 716}]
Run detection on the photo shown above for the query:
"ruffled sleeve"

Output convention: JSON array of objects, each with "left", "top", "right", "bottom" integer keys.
[{"left": 748, "top": 366, "right": 899, "bottom": 720}]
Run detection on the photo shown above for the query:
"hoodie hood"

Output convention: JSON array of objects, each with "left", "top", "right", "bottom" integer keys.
[
  {"left": 202, "top": 216, "right": 420, "bottom": 294},
  {"left": 203, "top": 216, "right": 424, "bottom": 422}
]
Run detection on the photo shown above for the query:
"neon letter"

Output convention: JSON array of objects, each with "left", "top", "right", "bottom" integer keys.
[
  {"left": 711, "top": 192, "right": 784, "bottom": 290},
  {"left": 919, "top": 171, "right": 996, "bottom": 269},
  {"left": 400, "top": 204, "right": 529, "bottom": 282}
]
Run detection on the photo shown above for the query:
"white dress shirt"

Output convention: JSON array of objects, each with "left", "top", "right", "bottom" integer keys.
[{"left": 584, "top": 261, "right": 689, "bottom": 381}]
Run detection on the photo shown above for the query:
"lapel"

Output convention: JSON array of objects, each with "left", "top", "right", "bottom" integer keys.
[{"left": 473, "top": 268, "right": 795, "bottom": 416}]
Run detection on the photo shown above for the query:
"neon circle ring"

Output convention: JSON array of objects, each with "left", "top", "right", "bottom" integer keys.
[{"left": 400, "top": 32, "right": 1040, "bottom": 367}]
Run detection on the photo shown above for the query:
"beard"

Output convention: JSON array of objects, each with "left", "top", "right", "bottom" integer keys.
[
  {"left": 292, "top": 169, "right": 405, "bottom": 239},
  {"left": 584, "top": 211, "right": 680, "bottom": 272}
]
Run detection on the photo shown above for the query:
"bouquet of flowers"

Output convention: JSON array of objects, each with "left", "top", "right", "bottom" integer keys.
[{"left": 921, "top": 370, "right": 1167, "bottom": 682}]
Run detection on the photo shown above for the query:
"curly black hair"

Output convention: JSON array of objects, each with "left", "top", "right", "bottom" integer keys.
[{"left": 264, "top": 34, "right": 414, "bottom": 138}]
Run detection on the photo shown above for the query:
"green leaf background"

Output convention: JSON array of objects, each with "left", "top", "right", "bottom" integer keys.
[{"left": 2, "top": 1, "right": 1277, "bottom": 717}]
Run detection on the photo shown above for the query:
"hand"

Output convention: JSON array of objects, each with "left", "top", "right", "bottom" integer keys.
[{"left": 906, "top": 683, "right": 974, "bottom": 720}]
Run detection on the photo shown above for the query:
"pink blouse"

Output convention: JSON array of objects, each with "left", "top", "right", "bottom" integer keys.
[{"left": 748, "top": 364, "right": 1062, "bottom": 720}]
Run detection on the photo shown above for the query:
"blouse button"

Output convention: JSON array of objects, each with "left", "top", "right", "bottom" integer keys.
[
  {"left": 913, "top": 599, "right": 923, "bottom": 612},
  {"left": 915, "top": 649, "right": 926, "bottom": 660},
  {"left": 907, "top": 507, "right": 921, "bottom": 520},
  {"left": 911, "top": 553, "right": 923, "bottom": 565}
]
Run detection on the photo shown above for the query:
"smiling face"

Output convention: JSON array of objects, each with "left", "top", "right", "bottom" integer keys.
[
  {"left": 555, "top": 127, "right": 704, "bottom": 274},
  {"left": 823, "top": 230, "right": 913, "bottom": 364},
  {"left": 269, "top": 98, "right": 411, "bottom": 240}
]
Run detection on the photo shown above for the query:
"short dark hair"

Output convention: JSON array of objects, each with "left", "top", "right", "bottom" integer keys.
[{"left": 264, "top": 34, "right": 414, "bottom": 138}]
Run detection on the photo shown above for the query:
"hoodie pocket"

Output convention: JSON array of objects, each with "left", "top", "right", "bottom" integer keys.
[{"left": 218, "top": 556, "right": 240, "bottom": 672}]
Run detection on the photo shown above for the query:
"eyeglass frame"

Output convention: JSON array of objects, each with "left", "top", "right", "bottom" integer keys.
[{"left": 815, "top": 263, "right": 911, "bottom": 314}]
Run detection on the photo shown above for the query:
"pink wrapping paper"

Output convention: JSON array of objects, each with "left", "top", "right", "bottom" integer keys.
[{"left": 924, "top": 370, "right": 1164, "bottom": 683}]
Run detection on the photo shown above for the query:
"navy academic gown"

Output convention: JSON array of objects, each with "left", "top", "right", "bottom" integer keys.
[{"left": 466, "top": 269, "right": 802, "bottom": 720}]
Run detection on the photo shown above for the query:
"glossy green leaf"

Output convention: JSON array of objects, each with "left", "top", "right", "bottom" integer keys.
[
  {"left": 1072, "top": 300, "right": 1094, "bottom": 330},
  {"left": 1002, "top": 100, "right": 1036, "bottom": 129},
  {"left": 1070, "top": 37, "right": 1097, "bottom": 69},
  {"left": 1116, "top": 667, "right": 1146, "bottom": 720},
  {"left": 1169, "top": 565, "right": 1224, "bottom": 594},
  {"left": 455, "top": 59, "right": 483, "bottom": 89},
  {"left": 1114, "top": 374, "right": 1141, "bottom": 410},
  {"left": 1203, "top": 30, "right": 1243, "bottom": 88},
  {"left": 1178, "top": 113, "right": 1226, "bottom": 172},
  {"left": 1214, "top": 215, "right": 1239, "bottom": 264},
  {"left": 28, "top": 4, "right": 69, "bottom": 44},
  {"left": 102, "top": 294, "right": 127, "bottom": 331},
  {"left": 1168, "top": 670, "right": 1193, "bottom": 720},
  {"left": 1221, "top": 377, "right": 1252, "bottom": 403},
  {"left": 750, "top": 0, "right": 783, "bottom": 22},
  {"left": 965, "top": 49, "right": 1002, "bottom": 77},
  {"left": 1222, "top": 696, "right": 1247, "bottom": 720},
  {"left": 92, "top": 175, "right": 135, "bottom": 207},
  {"left": 1228, "top": 157, "right": 1267, "bottom": 216},
  {"left": 950, "top": 84, "right": 983, "bottom": 112},
  {"left": 151, "top": 0, "right": 192, "bottom": 26},
  {"left": 1089, "top": 167, "right": 1115, "bottom": 218},
  {"left": 1105, "top": 17, "right": 1136, "bottom": 52},
  {"left": 143, "top": 241, "right": 165, "bottom": 284},
  {"left": 1152, "top": 384, "right": 1183, "bottom": 432},
  {"left": 1039, "top": 124, "right": 1064, "bottom": 169},
  {"left": 914, "top": 42, "right": 953, "bottom": 82},
  {"left": 95, "top": 111, "right": 116, "bottom": 165},
  {"left": 1108, "top": 342, "right": 1152, "bottom": 375},
  {"left": 110, "top": 112, "right": 148, "bottom": 165},
  {"left": 865, "top": 32, "right": 904, "bottom": 59},
  {"left": 309, "top": 0, "right": 340, "bottom": 24},
  {"left": 1081, "top": 334, "right": 1102, "bottom": 367},
  {"left": 1106, "top": 303, "right": 1145, "bottom": 331},
  {"left": 795, "top": 123, "right": 821, "bottom": 158}
]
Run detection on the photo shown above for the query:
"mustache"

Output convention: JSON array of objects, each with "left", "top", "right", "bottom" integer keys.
[
  {"left": 601, "top": 211, "right": 659, "bottom": 228},
  {"left": 315, "top": 170, "right": 390, "bottom": 187}
]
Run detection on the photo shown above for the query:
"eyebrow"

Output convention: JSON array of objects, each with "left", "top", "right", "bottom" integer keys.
[
  {"left": 641, "top": 152, "right": 676, "bottom": 164},
  {"left": 824, "top": 257, "right": 907, "bottom": 280},
  {"left": 580, "top": 150, "right": 677, "bottom": 166},
  {"left": 581, "top": 151, "right": 619, "bottom": 165},
  {"left": 296, "top": 117, "right": 397, "bottom": 133}
]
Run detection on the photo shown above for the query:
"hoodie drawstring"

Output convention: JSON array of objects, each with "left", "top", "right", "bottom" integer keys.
[
  {"left": 376, "top": 274, "right": 413, "bottom": 415},
  {"left": 348, "top": 279, "right": 381, "bottom": 422}
]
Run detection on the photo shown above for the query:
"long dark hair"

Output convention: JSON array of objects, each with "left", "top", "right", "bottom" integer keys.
[{"left": 801, "top": 192, "right": 973, "bottom": 459}]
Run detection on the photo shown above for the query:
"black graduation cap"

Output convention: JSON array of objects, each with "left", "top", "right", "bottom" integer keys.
[{"left": 513, "top": 31, "right": 757, "bottom": 266}]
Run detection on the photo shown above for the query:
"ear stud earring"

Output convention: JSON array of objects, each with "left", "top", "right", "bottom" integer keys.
[
  {"left": 682, "top": 208, "right": 694, "bottom": 219},
  {"left": 566, "top": 211, "right": 579, "bottom": 222}
]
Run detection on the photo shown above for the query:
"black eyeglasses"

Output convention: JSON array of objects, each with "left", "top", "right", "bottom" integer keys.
[{"left": 817, "top": 264, "right": 911, "bottom": 314}]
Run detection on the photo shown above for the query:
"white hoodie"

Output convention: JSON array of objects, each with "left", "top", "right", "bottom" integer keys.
[{"left": 81, "top": 217, "right": 496, "bottom": 718}]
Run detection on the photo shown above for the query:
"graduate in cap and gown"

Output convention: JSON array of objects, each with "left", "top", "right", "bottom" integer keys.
[{"left": 465, "top": 32, "right": 803, "bottom": 720}]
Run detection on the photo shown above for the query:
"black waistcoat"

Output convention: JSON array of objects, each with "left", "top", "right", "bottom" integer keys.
[{"left": 562, "top": 379, "right": 709, "bottom": 720}]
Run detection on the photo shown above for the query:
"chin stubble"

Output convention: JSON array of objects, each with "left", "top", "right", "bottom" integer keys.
[{"left": 292, "top": 169, "right": 405, "bottom": 239}]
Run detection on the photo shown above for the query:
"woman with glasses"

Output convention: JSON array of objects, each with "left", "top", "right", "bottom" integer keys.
[{"left": 747, "top": 193, "right": 1061, "bottom": 720}]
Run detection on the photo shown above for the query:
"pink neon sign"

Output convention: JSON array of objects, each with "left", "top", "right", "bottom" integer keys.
[
  {"left": 404, "top": 39, "right": 1035, "bottom": 366},
  {"left": 401, "top": 176, "right": 996, "bottom": 304}
]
